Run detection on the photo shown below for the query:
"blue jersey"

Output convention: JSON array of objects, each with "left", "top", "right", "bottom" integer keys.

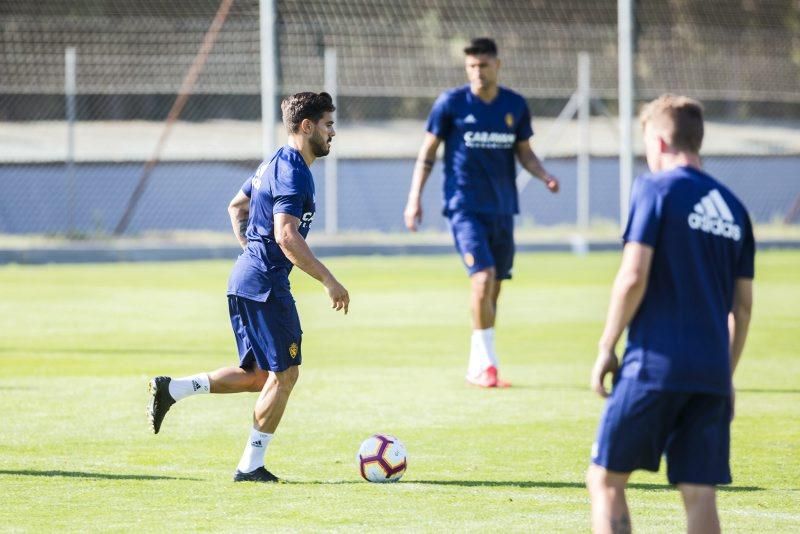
[
  {"left": 227, "top": 145, "right": 316, "bottom": 301},
  {"left": 426, "top": 85, "right": 533, "bottom": 215},
  {"left": 621, "top": 166, "right": 755, "bottom": 395}
]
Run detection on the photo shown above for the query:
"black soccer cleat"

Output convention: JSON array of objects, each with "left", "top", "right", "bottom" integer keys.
[
  {"left": 147, "top": 376, "right": 176, "bottom": 434},
  {"left": 233, "top": 466, "right": 280, "bottom": 483}
]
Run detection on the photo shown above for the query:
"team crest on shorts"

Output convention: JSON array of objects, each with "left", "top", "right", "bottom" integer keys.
[
  {"left": 505, "top": 113, "right": 514, "bottom": 128},
  {"left": 289, "top": 342, "right": 299, "bottom": 358},
  {"left": 463, "top": 252, "right": 475, "bottom": 267}
]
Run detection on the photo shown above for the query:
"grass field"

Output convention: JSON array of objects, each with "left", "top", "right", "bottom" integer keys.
[{"left": 1, "top": 251, "right": 798, "bottom": 532}]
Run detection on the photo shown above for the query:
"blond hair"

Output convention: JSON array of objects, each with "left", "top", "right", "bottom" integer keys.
[{"left": 639, "top": 94, "right": 704, "bottom": 153}]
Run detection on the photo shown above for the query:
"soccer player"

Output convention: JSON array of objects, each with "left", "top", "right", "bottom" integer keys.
[
  {"left": 404, "top": 37, "right": 559, "bottom": 388},
  {"left": 147, "top": 91, "right": 349, "bottom": 483},
  {"left": 587, "top": 94, "right": 755, "bottom": 533}
]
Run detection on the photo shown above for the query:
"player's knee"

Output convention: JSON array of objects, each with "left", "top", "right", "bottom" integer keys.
[
  {"left": 587, "top": 464, "right": 627, "bottom": 493},
  {"left": 251, "top": 369, "right": 268, "bottom": 391},
  {"left": 274, "top": 366, "right": 299, "bottom": 391},
  {"left": 470, "top": 268, "right": 495, "bottom": 299},
  {"left": 586, "top": 464, "right": 604, "bottom": 493},
  {"left": 679, "top": 484, "right": 716, "bottom": 507}
]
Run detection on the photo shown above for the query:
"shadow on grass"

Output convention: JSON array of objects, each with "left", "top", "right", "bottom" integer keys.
[
  {"left": 285, "top": 479, "right": 764, "bottom": 491},
  {"left": 0, "top": 346, "right": 222, "bottom": 357},
  {"left": 520, "top": 385, "right": 800, "bottom": 395},
  {"left": 0, "top": 469, "right": 199, "bottom": 481},
  {"left": 737, "top": 388, "right": 800, "bottom": 394},
  {"left": 528, "top": 384, "right": 591, "bottom": 392},
  {"left": 409, "top": 481, "right": 764, "bottom": 492}
]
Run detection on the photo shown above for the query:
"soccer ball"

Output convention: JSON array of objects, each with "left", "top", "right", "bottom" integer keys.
[{"left": 357, "top": 434, "right": 407, "bottom": 483}]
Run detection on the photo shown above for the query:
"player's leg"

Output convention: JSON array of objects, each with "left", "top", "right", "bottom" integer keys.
[
  {"left": 484, "top": 280, "right": 512, "bottom": 387},
  {"left": 233, "top": 294, "right": 302, "bottom": 482},
  {"left": 448, "top": 211, "right": 503, "bottom": 386},
  {"left": 481, "top": 214, "right": 514, "bottom": 387},
  {"left": 164, "top": 365, "right": 267, "bottom": 398},
  {"left": 147, "top": 366, "right": 267, "bottom": 434},
  {"left": 235, "top": 366, "right": 299, "bottom": 482},
  {"left": 491, "top": 279, "right": 502, "bottom": 319},
  {"left": 467, "top": 267, "right": 502, "bottom": 386},
  {"left": 470, "top": 267, "right": 497, "bottom": 329},
  {"left": 678, "top": 484, "right": 720, "bottom": 534},
  {"left": 253, "top": 365, "right": 300, "bottom": 432},
  {"left": 468, "top": 267, "right": 512, "bottom": 387},
  {"left": 147, "top": 297, "right": 270, "bottom": 434},
  {"left": 589, "top": 378, "right": 685, "bottom": 532},
  {"left": 147, "top": 370, "right": 212, "bottom": 434},
  {"left": 208, "top": 365, "right": 268, "bottom": 393},
  {"left": 586, "top": 464, "right": 632, "bottom": 534},
  {"left": 665, "top": 394, "right": 731, "bottom": 533},
  {"left": 212, "top": 297, "right": 271, "bottom": 393}
]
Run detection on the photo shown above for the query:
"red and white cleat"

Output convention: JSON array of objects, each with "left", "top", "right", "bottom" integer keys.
[{"left": 466, "top": 366, "right": 511, "bottom": 388}]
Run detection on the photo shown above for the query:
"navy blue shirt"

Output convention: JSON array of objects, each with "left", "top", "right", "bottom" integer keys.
[
  {"left": 426, "top": 85, "right": 533, "bottom": 215},
  {"left": 620, "top": 166, "right": 755, "bottom": 395},
  {"left": 227, "top": 145, "right": 316, "bottom": 301}
]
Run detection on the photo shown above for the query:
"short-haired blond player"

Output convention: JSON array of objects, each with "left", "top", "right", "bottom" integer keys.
[{"left": 587, "top": 95, "right": 755, "bottom": 533}]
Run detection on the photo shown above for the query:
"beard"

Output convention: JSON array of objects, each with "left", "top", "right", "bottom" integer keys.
[{"left": 310, "top": 129, "right": 331, "bottom": 157}]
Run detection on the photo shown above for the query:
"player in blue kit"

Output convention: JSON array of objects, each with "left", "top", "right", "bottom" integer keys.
[
  {"left": 587, "top": 95, "right": 754, "bottom": 533},
  {"left": 404, "top": 38, "right": 560, "bottom": 388},
  {"left": 146, "top": 92, "right": 349, "bottom": 483}
]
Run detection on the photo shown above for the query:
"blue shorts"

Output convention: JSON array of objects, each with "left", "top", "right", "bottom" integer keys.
[
  {"left": 447, "top": 211, "right": 515, "bottom": 279},
  {"left": 592, "top": 378, "right": 732, "bottom": 485},
  {"left": 228, "top": 294, "right": 302, "bottom": 373}
]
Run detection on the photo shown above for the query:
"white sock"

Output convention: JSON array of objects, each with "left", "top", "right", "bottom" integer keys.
[
  {"left": 168, "top": 373, "right": 210, "bottom": 402},
  {"left": 468, "top": 328, "right": 497, "bottom": 377},
  {"left": 236, "top": 427, "right": 273, "bottom": 473},
  {"left": 485, "top": 328, "right": 499, "bottom": 368}
]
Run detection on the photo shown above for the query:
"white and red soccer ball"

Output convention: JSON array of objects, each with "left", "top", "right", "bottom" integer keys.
[{"left": 357, "top": 434, "right": 407, "bottom": 482}]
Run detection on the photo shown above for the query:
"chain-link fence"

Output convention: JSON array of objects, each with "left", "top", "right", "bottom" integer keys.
[{"left": 1, "top": 0, "right": 798, "bottom": 236}]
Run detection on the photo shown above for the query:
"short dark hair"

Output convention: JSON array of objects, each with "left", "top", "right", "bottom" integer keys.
[
  {"left": 280, "top": 91, "right": 335, "bottom": 133},
  {"left": 464, "top": 37, "right": 498, "bottom": 57}
]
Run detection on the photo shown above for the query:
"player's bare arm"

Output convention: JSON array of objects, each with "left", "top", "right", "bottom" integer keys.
[
  {"left": 730, "top": 277, "right": 753, "bottom": 377},
  {"left": 404, "top": 133, "right": 441, "bottom": 231},
  {"left": 514, "top": 140, "right": 559, "bottom": 193},
  {"left": 274, "top": 212, "right": 349, "bottom": 314},
  {"left": 591, "top": 242, "right": 654, "bottom": 397},
  {"left": 728, "top": 277, "right": 753, "bottom": 417},
  {"left": 228, "top": 190, "right": 250, "bottom": 249}
]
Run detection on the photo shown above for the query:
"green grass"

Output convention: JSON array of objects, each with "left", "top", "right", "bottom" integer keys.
[{"left": 0, "top": 251, "right": 798, "bottom": 532}]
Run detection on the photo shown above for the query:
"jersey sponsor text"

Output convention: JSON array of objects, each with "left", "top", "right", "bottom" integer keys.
[{"left": 463, "top": 131, "right": 516, "bottom": 149}]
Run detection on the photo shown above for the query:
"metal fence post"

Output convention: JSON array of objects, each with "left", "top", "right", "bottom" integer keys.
[
  {"left": 324, "top": 47, "right": 338, "bottom": 235},
  {"left": 65, "top": 47, "right": 77, "bottom": 235},
  {"left": 577, "top": 52, "right": 591, "bottom": 232}
]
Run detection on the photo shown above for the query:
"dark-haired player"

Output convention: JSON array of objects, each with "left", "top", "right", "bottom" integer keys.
[
  {"left": 147, "top": 91, "right": 349, "bottom": 482},
  {"left": 404, "top": 37, "right": 559, "bottom": 388},
  {"left": 587, "top": 94, "right": 754, "bottom": 533}
]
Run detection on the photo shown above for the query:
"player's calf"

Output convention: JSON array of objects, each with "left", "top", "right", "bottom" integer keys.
[
  {"left": 679, "top": 484, "right": 720, "bottom": 534},
  {"left": 587, "top": 465, "right": 632, "bottom": 534}
]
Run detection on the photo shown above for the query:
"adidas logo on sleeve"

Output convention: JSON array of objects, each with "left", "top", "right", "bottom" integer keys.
[{"left": 687, "top": 189, "right": 741, "bottom": 241}]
